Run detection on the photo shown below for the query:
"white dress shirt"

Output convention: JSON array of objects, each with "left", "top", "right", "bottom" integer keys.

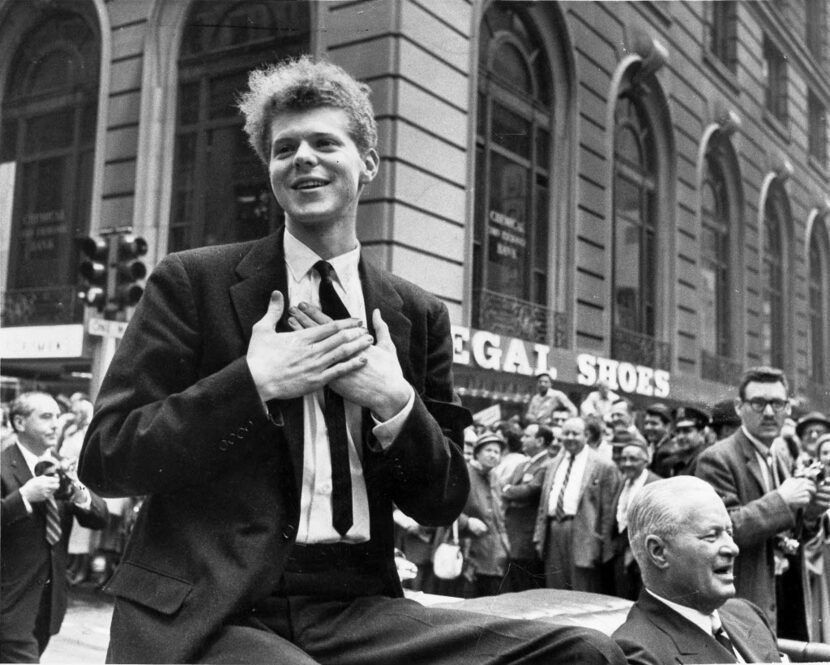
[
  {"left": 284, "top": 230, "right": 413, "bottom": 544},
  {"left": 547, "top": 446, "right": 588, "bottom": 517},
  {"left": 15, "top": 441, "right": 91, "bottom": 513},
  {"left": 616, "top": 467, "right": 649, "bottom": 533}
]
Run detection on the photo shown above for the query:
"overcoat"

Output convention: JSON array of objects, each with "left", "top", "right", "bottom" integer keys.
[{"left": 695, "top": 429, "right": 796, "bottom": 629}]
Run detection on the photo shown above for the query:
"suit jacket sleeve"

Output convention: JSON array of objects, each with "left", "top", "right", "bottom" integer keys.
[
  {"left": 379, "top": 297, "right": 470, "bottom": 526},
  {"left": 696, "top": 445, "right": 794, "bottom": 548},
  {"left": 79, "top": 253, "right": 276, "bottom": 497},
  {"left": 69, "top": 490, "right": 109, "bottom": 529}
]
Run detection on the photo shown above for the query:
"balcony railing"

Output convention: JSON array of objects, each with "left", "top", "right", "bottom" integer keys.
[
  {"left": 700, "top": 350, "right": 743, "bottom": 385},
  {"left": 611, "top": 326, "right": 671, "bottom": 371},
  {"left": 474, "top": 289, "right": 568, "bottom": 348},
  {"left": 1, "top": 286, "right": 83, "bottom": 327}
]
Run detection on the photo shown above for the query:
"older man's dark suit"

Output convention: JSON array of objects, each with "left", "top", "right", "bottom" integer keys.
[
  {"left": 695, "top": 429, "right": 796, "bottom": 631},
  {"left": 613, "top": 591, "right": 781, "bottom": 664},
  {"left": 79, "top": 229, "right": 471, "bottom": 663},
  {"left": 1, "top": 443, "right": 108, "bottom": 660}
]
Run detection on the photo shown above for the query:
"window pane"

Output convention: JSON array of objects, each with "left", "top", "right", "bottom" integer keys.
[
  {"left": 614, "top": 217, "right": 641, "bottom": 331},
  {"left": 492, "top": 103, "right": 531, "bottom": 158},
  {"left": 486, "top": 152, "right": 529, "bottom": 298},
  {"left": 209, "top": 71, "right": 248, "bottom": 120},
  {"left": 492, "top": 42, "right": 531, "bottom": 94},
  {"left": 24, "top": 109, "right": 74, "bottom": 153}
]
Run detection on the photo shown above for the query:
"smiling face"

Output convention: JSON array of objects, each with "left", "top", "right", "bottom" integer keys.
[
  {"left": 618, "top": 444, "right": 649, "bottom": 481},
  {"left": 659, "top": 491, "right": 738, "bottom": 614},
  {"left": 13, "top": 393, "right": 60, "bottom": 455},
  {"left": 559, "top": 418, "right": 586, "bottom": 456},
  {"left": 268, "top": 107, "right": 378, "bottom": 251},
  {"left": 642, "top": 414, "right": 668, "bottom": 444}
]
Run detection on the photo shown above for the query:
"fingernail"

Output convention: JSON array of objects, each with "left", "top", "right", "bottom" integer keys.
[{"left": 298, "top": 302, "right": 308, "bottom": 311}]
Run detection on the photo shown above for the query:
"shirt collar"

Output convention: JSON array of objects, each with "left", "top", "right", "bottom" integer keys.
[
  {"left": 646, "top": 589, "right": 719, "bottom": 636},
  {"left": 741, "top": 425, "right": 772, "bottom": 456},
  {"left": 283, "top": 227, "right": 361, "bottom": 284},
  {"left": 15, "top": 440, "right": 50, "bottom": 476}
]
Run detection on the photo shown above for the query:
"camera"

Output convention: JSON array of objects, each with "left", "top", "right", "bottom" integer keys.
[{"left": 34, "top": 457, "right": 76, "bottom": 501}]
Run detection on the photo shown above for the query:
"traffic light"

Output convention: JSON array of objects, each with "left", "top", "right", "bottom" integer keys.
[
  {"left": 111, "top": 234, "right": 148, "bottom": 309},
  {"left": 77, "top": 235, "right": 109, "bottom": 311}
]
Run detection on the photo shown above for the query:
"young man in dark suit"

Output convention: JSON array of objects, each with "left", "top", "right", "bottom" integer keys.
[
  {"left": 1, "top": 392, "right": 108, "bottom": 663},
  {"left": 79, "top": 56, "right": 625, "bottom": 664},
  {"left": 613, "top": 476, "right": 782, "bottom": 664}
]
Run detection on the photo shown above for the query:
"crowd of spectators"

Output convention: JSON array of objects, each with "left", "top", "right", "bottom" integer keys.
[{"left": 394, "top": 369, "right": 830, "bottom": 645}]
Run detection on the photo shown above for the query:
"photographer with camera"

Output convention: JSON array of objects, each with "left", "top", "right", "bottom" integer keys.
[{"left": 1, "top": 391, "right": 107, "bottom": 663}]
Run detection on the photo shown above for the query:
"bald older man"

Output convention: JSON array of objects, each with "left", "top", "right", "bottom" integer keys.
[{"left": 612, "top": 477, "right": 782, "bottom": 664}]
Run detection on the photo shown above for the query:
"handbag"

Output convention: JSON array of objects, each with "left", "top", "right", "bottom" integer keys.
[{"left": 432, "top": 521, "right": 463, "bottom": 580}]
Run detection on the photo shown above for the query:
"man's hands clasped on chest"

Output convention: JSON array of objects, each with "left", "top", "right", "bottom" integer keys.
[
  {"left": 286, "top": 300, "right": 412, "bottom": 421},
  {"left": 247, "top": 290, "right": 374, "bottom": 402}
]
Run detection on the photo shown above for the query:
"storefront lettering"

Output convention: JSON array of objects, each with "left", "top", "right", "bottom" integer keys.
[
  {"left": 451, "top": 326, "right": 552, "bottom": 378},
  {"left": 576, "top": 353, "right": 670, "bottom": 398}
]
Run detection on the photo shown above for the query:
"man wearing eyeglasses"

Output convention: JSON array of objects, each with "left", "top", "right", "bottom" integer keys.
[{"left": 696, "top": 366, "right": 830, "bottom": 639}]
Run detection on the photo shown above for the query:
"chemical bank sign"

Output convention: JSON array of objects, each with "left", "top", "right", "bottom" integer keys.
[{"left": 451, "top": 326, "right": 670, "bottom": 398}]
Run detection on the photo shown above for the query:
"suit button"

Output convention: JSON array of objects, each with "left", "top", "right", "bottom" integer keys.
[
  {"left": 219, "top": 440, "right": 229, "bottom": 451},
  {"left": 282, "top": 524, "right": 296, "bottom": 540}
]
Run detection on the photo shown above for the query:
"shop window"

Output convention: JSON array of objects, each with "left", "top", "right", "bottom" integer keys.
[
  {"left": 612, "top": 92, "right": 657, "bottom": 338},
  {"left": 472, "top": 2, "right": 552, "bottom": 342},
  {"left": 808, "top": 90, "right": 827, "bottom": 165},
  {"left": 763, "top": 36, "right": 788, "bottom": 124},
  {"left": 761, "top": 183, "right": 789, "bottom": 369},
  {"left": 1, "top": 9, "right": 99, "bottom": 326},
  {"left": 708, "top": 1, "right": 737, "bottom": 72},
  {"left": 169, "top": 1, "right": 309, "bottom": 252},
  {"left": 808, "top": 221, "right": 829, "bottom": 385}
]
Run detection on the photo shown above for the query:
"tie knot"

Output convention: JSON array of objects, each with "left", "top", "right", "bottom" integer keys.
[{"left": 314, "top": 260, "right": 335, "bottom": 283}]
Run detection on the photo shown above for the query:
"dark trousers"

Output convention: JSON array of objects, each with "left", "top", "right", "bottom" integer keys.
[
  {"left": 543, "top": 519, "right": 602, "bottom": 591},
  {"left": 198, "top": 543, "right": 625, "bottom": 664},
  {"left": 198, "top": 595, "right": 626, "bottom": 664},
  {"left": 0, "top": 581, "right": 51, "bottom": 663}
]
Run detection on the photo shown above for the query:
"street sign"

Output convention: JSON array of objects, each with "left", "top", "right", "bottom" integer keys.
[{"left": 88, "top": 317, "right": 128, "bottom": 339}]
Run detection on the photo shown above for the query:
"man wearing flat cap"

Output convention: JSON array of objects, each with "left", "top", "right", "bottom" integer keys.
[
  {"left": 610, "top": 436, "right": 661, "bottom": 599},
  {"left": 653, "top": 406, "right": 709, "bottom": 478},
  {"left": 710, "top": 399, "right": 742, "bottom": 441}
]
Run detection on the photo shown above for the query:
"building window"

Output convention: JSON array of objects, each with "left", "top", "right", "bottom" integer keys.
[
  {"left": 169, "top": 1, "right": 310, "bottom": 252},
  {"left": 708, "top": 1, "right": 737, "bottom": 71},
  {"left": 761, "top": 183, "right": 789, "bottom": 369},
  {"left": 1, "top": 9, "right": 99, "bottom": 326},
  {"left": 763, "top": 36, "right": 787, "bottom": 123},
  {"left": 806, "top": 0, "right": 825, "bottom": 63},
  {"left": 612, "top": 92, "right": 656, "bottom": 338},
  {"left": 700, "top": 137, "right": 732, "bottom": 359},
  {"left": 808, "top": 221, "right": 829, "bottom": 385},
  {"left": 808, "top": 90, "right": 827, "bottom": 165},
  {"left": 472, "top": 2, "right": 552, "bottom": 341}
]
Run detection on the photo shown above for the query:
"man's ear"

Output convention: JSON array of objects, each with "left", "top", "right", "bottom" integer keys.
[
  {"left": 359, "top": 148, "right": 380, "bottom": 185},
  {"left": 645, "top": 534, "right": 669, "bottom": 569},
  {"left": 733, "top": 397, "right": 742, "bottom": 419}
]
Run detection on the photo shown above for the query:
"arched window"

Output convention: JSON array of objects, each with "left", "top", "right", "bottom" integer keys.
[
  {"left": 808, "top": 220, "right": 829, "bottom": 385},
  {"left": 169, "top": 1, "right": 310, "bottom": 252},
  {"left": 761, "top": 183, "right": 789, "bottom": 369},
  {"left": 699, "top": 130, "right": 742, "bottom": 382},
  {"left": 472, "top": 1, "right": 552, "bottom": 342},
  {"left": 1, "top": 9, "right": 99, "bottom": 325},
  {"left": 612, "top": 91, "right": 656, "bottom": 337}
]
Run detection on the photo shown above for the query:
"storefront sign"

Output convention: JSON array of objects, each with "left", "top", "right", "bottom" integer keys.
[
  {"left": 576, "top": 352, "right": 670, "bottom": 398},
  {"left": 0, "top": 324, "right": 84, "bottom": 359},
  {"left": 88, "top": 317, "right": 128, "bottom": 339},
  {"left": 451, "top": 326, "right": 556, "bottom": 378}
]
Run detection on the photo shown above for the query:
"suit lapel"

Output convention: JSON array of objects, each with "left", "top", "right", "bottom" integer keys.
[
  {"left": 359, "top": 258, "right": 411, "bottom": 380},
  {"left": 722, "top": 610, "right": 762, "bottom": 663},
  {"left": 637, "top": 592, "right": 732, "bottom": 664},
  {"left": 5, "top": 443, "right": 33, "bottom": 490},
  {"left": 577, "top": 448, "right": 596, "bottom": 504},
  {"left": 735, "top": 431, "right": 768, "bottom": 495},
  {"left": 229, "top": 228, "right": 304, "bottom": 491}
]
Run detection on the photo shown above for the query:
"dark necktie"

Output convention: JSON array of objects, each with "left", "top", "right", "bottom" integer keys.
[
  {"left": 712, "top": 617, "right": 738, "bottom": 662},
  {"left": 45, "top": 499, "right": 62, "bottom": 546},
  {"left": 314, "top": 260, "right": 353, "bottom": 536},
  {"left": 553, "top": 455, "right": 574, "bottom": 521}
]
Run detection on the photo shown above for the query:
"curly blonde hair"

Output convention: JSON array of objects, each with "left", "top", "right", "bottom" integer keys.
[{"left": 238, "top": 55, "right": 378, "bottom": 164}]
